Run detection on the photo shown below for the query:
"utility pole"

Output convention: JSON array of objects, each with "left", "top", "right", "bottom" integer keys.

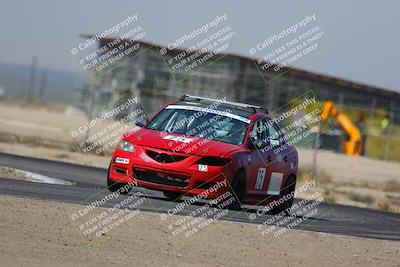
[
  {"left": 27, "top": 55, "right": 38, "bottom": 102},
  {"left": 311, "top": 120, "right": 321, "bottom": 177},
  {"left": 85, "top": 81, "right": 96, "bottom": 143},
  {"left": 39, "top": 70, "right": 47, "bottom": 101}
]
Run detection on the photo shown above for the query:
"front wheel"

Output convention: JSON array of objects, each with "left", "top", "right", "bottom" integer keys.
[{"left": 228, "top": 170, "right": 247, "bottom": 211}]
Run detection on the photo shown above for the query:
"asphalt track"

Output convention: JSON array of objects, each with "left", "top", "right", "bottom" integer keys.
[{"left": 0, "top": 152, "right": 399, "bottom": 241}]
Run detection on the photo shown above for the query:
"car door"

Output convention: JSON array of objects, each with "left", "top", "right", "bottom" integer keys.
[
  {"left": 262, "top": 119, "right": 288, "bottom": 198},
  {"left": 246, "top": 118, "right": 270, "bottom": 201}
]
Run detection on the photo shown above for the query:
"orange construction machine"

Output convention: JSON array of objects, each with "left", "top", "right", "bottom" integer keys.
[{"left": 321, "top": 101, "right": 363, "bottom": 156}]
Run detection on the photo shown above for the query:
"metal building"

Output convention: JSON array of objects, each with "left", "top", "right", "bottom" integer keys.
[{"left": 81, "top": 34, "right": 400, "bottom": 123}]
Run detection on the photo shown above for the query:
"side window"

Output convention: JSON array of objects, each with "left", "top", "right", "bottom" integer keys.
[
  {"left": 250, "top": 119, "right": 266, "bottom": 148},
  {"left": 265, "top": 119, "right": 282, "bottom": 147}
]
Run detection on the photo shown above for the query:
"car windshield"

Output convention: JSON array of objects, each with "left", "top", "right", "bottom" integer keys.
[{"left": 146, "top": 107, "right": 249, "bottom": 146}]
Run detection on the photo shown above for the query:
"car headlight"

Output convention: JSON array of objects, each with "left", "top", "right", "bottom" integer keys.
[{"left": 117, "top": 140, "right": 136, "bottom": 153}]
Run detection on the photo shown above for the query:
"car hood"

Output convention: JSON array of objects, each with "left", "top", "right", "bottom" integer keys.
[{"left": 125, "top": 129, "right": 241, "bottom": 157}]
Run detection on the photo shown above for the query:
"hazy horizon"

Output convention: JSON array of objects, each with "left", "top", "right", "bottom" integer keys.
[{"left": 1, "top": 0, "right": 399, "bottom": 92}]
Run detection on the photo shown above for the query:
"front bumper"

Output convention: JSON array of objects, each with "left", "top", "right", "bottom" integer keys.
[{"left": 108, "top": 146, "right": 234, "bottom": 199}]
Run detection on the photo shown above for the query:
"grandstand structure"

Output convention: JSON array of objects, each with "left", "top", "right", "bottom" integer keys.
[
  {"left": 81, "top": 34, "right": 399, "bottom": 125},
  {"left": 79, "top": 33, "right": 400, "bottom": 160}
]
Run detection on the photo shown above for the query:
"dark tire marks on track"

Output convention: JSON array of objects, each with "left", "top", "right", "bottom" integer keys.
[{"left": 1, "top": 152, "right": 399, "bottom": 241}]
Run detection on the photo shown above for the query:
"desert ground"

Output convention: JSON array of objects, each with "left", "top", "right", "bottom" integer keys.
[{"left": 1, "top": 195, "right": 399, "bottom": 267}]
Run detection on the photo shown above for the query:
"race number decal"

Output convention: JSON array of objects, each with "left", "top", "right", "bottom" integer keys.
[
  {"left": 255, "top": 168, "right": 266, "bottom": 189},
  {"left": 198, "top": 164, "right": 208, "bottom": 172}
]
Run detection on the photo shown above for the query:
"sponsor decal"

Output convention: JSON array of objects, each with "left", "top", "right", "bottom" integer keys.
[
  {"left": 115, "top": 157, "right": 130, "bottom": 164},
  {"left": 163, "top": 135, "right": 193, "bottom": 143}
]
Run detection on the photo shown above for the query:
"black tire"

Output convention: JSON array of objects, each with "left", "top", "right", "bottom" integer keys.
[
  {"left": 107, "top": 163, "right": 131, "bottom": 194},
  {"left": 270, "top": 175, "right": 296, "bottom": 215},
  {"left": 228, "top": 170, "right": 247, "bottom": 211},
  {"left": 163, "top": 191, "right": 182, "bottom": 201}
]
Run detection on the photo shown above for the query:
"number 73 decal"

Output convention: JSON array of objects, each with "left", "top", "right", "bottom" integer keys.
[{"left": 255, "top": 168, "right": 266, "bottom": 189}]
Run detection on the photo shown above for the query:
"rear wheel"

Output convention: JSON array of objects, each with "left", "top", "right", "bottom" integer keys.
[
  {"left": 228, "top": 170, "right": 247, "bottom": 211},
  {"left": 163, "top": 191, "right": 183, "bottom": 201},
  {"left": 270, "top": 175, "right": 296, "bottom": 215},
  {"left": 107, "top": 163, "right": 131, "bottom": 194}
]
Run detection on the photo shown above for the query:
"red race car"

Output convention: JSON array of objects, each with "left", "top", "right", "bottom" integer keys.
[{"left": 107, "top": 95, "right": 298, "bottom": 213}]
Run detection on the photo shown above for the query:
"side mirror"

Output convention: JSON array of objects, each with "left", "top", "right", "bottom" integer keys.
[{"left": 135, "top": 118, "right": 148, "bottom": 128}]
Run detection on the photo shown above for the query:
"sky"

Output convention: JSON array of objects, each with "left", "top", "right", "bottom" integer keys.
[{"left": 1, "top": 0, "right": 399, "bottom": 92}]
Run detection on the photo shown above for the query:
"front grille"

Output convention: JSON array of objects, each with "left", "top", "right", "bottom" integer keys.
[
  {"left": 133, "top": 169, "right": 190, "bottom": 187},
  {"left": 146, "top": 149, "right": 187, "bottom": 163}
]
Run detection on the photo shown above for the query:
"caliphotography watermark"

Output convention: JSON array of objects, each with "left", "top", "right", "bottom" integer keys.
[
  {"left": 249, "top": 13, "right": 329, "bottom": 79},
  {"left": 251, "top": 91, "right": 332, "bottom": 161},
  {"left": 249, "top": 178, "right": 330, "bottom": 239},
  {"left": 159, "top": 13, "right": 236, "bottom": 80},
  {"left": 70, "top": 183, "right": 147, "bottom": 238},
  {"left": 159, "top": 180, "right": 234, "bottom": 239},
  {"left": 70, "top": 13, "right": 147, "bottom": 74},
  {"left": 70, "top": 95, "right": 147, "bottom": 155}
]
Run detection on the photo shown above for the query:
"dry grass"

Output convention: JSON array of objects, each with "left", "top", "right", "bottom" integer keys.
[
  {"left": 297, "top": 167, "right": 333, "bottom": 184},
  {"left": 377, "top": 202, "right": 391, "bottom": 212},
  {"left": 348, "top": 192, "right": 375, "bottom": 205},
  {"left": 384, "top": 179, "right": 400, "bottom": 193},
  {"left": 0, "top": 166, "right": 27, "bottom": 180},
  {"left": 321, "top": 188, "right": 336, "bottom": 204}
]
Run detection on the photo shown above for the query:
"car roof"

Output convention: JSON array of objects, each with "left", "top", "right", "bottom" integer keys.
[
  {"left": 173, "top": 95, "right": 268, "bottom": 120},
  {"left": 173, "top": 100, "right": 258, "bottom": 120}
]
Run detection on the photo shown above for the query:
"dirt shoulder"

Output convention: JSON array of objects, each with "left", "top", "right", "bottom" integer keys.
[
  {"left": 0, "top": 142, "right": 110, "bottom": 168},
  {"left": 0, "top": 195, "right": 399, "bottom": 267}
]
